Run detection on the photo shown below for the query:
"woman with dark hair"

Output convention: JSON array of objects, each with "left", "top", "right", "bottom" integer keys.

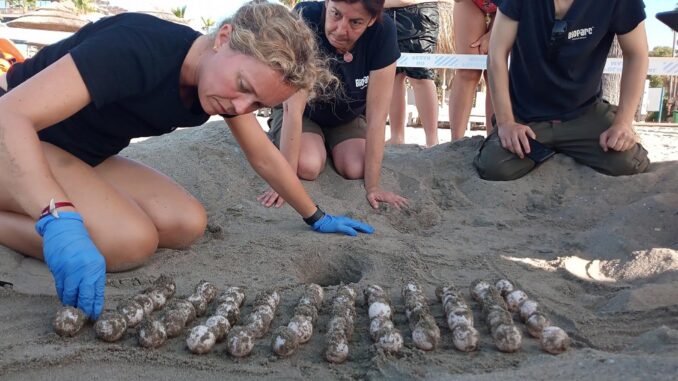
[
  {"left": 260, "top": 0, "right": 409, "bottom": 211},
  {"left": 0, "top": 1, "right": 372, "bottom": 320}
]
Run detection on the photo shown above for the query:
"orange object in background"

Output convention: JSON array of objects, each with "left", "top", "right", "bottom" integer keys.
[{"left": 0, "top": 38, "right": 24, "bottom": 73}]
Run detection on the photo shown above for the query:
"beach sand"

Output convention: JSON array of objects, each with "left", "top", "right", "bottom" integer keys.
[{"left": 0, "top": 120, "right": 676, "bottom": 380}]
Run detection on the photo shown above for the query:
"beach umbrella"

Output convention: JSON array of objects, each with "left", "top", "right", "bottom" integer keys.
[{"left": 6, "top": 3, "right": 89, "bottom": 33}]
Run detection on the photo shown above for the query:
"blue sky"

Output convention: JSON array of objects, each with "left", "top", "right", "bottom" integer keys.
[{"left": 108, "top": 0, "right": 675, "bottom": 49}]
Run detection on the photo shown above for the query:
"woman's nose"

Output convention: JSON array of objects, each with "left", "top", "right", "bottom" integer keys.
[
  {"left": 336, "top": 19, "right": 349, "bottom": 35},
  {"left": 232, "top": 98, "right": 254, "bottom": 115}
]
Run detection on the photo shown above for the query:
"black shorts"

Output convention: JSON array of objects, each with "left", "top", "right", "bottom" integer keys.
[
  {"left": 0, "top": 87, "right": 6, "bottom": 96},
  {"left": 387, "top": 2, "right": 439, "bottom": 80}
]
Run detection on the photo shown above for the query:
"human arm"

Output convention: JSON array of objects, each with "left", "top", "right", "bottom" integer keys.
[
  {"left": 487, "top": 10, "right": 535, "bottom": 158},
  {"left": 364, "top": 62, "right": 408, "bottom": 210},
  {"left": 599, "top": 21, "right": 648, "bottom": 152},
  {"left": 257, "top": 90, "right": 307, "bottom": 208},
  {"left": 0, "top": 54, "right": 105, "bottom": 318},
  {"left": 227, "top": 113, "right": 373, "bottom": 235},
  {"left": 470, "top": 13, "right": 496, "bottom": 54}
]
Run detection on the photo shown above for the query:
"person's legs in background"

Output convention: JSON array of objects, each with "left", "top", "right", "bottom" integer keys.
[
  {"left": 388, "top": 72, "right": 408, "bottom": 145},
  {"left": 409, "top": 73, "right": 439, "bottom": 147},
  {"left": 387, "top": 3, "right": 440, "bottom": 147},
  {"left": 449, "top": 0, "right": 491, "bottom": 141}
]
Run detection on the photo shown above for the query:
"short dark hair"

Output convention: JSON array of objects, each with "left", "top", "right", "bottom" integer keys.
[{"left": 326, "top": 0, "right": 385, "bottom": 19}]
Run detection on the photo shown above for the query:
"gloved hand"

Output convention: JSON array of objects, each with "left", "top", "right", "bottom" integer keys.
[
  {"left": 311, "top": 214, "right": 375, "bottom": 236},
  {"left": 35, "top": 211, "right": 106, "bottom": 320}
]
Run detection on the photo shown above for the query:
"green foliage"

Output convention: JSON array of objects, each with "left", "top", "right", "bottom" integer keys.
[
  {"left": 9, "top": 0, "right": 37, "bottom": 10},
  {"left": 201, "top": 16, "right": 215, "bottom": 33},
  {"left": 171, "top": 5, "right": 187, "bottom": 19},
  {"left": 71, "top": 0, "right": 95, "bottom": 14},
  {"left": 649, "top": 46, "right": 673, "bottom": 57}
]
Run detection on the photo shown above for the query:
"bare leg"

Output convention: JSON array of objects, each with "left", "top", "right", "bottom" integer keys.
[
  {"left": 410, "top": 77, "right": 439, "bottom": 147},
  {"left": 331, "top": 138, "right": 366, "bottom": 180},
  {"left": 387, "top": 73, "right": 408, "bottom": 145},
  {"left": 449, "top": 0, "right": 489, "bottom": 141},
  {"left": 0, "top": 143, "right": 206, "bottom": 272},
  {"left": 296, "top": 132, "right": 327, "bottom": 180},
  {"left": 93, "top": 156, "right": 207, "bottom": 250}
]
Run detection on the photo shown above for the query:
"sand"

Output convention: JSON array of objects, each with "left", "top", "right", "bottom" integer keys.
[{"left": 0, "top": 120, "right": 676, "bottom": 380}]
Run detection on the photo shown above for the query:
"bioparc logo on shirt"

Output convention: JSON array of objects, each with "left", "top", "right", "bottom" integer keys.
[
  {"left": 568, "top": 26, "right": 594, "bottom": 41},
  {"left": 355, "top": 75, "right": 369, "bottom": 90}
]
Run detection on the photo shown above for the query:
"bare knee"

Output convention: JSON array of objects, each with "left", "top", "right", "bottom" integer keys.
[
  {"left": 336, "top": 159, "right": 364, "bottom": 180},
  {"left": 456, "top": 69, "right": 482, "bottom": 84},
  {"left": 157, "top": 200, "right": 207, "bottom": 249},
  {"left": 101, "top": 221, "right": 159, "bottom": 272},
  {"left": 297, "top": 156, "right": 324, "bottom": 180}
]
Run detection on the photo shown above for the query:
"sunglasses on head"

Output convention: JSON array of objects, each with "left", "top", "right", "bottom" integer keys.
[{"left": 547, "top": 20, "right": 568, "bottom": 62}]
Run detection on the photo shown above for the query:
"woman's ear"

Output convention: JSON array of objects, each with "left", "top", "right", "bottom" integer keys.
[{"left": 214, "top": 24, "right": 233, "bottom": 50}]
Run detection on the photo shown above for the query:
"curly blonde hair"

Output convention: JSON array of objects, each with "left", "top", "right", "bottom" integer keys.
[{"left": 212, "top": 1, "right": 336, "bottom": 100}]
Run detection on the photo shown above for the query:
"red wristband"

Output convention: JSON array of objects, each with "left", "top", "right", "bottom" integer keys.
[{"left": 39, "top": 200, "right": 75, "bottom": 219}]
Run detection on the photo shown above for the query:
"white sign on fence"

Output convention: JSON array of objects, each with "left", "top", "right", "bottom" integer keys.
[{"left": 397, "top": 54, "right": 678, "bottom": 75}]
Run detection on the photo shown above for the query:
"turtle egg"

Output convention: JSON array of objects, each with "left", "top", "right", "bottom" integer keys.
[
  {"left": 53, "top": 306, "right": 86, "bottom": 337},
  {"left": 186, "top": 325, "right": 216, "bottom": 354},
  {"left": 117, "top": 300, "right": 144, "bottom": 328},
  {"left": 94, "top": 312, "right": 127, "bottom": 342}
]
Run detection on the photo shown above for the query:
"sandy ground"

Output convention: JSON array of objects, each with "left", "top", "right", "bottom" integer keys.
[{"left": 0, "top": 120, "right": 676, "bottom": 381}]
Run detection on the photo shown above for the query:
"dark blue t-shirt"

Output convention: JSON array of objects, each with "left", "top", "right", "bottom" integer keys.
[
  {"left": 294, "top": 1, "right": 400, "bottom": 127},
  {"left": 499, "top": 0, "right": 646, "bottom": 123},
  {"left": 7, "top": 13, "right": 209, "bottom": 166}
]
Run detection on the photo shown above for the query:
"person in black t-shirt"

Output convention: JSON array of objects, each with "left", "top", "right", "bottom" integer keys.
[
  {"left": 261, "top": 0, "right": 408, "bottom": 211},
  {"left": 475, "top": 0, "right": 650, "bottom": 181},
  {"left": 0, "top": 2, "right": 374, "bottom": 320}
]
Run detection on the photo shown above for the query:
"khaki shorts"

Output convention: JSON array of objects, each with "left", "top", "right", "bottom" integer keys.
[
  {"left": 267, "top": 106, "right": 367, "bottom": 150},
  {"left": 474, "top": 101, "right": 650, "bottom": 181}
]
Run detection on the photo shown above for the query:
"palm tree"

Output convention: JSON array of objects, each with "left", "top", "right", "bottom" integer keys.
[
  {"left": 171, "top": 5, "right": 187, "bottom": 19},
  {"left": 71, "top": 0, "right": 95, "bottom": 14},
  {"left": 201, "top": 16, "right": 215, "bottom": 33}
]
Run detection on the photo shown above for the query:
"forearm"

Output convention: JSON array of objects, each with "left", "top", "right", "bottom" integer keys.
[
  {"left": 278, "top": 109, "right": 303, "bottom": 172},
  {"left": 0, "top": 115, "right": 69, "bottom": 218},
  {"left": 363, "top": 117, "right": 386, "bottom": 192},
  {"left": 363, "top": 64, "right": 395, "bottom": 193},
  {"left": 614, "top": 53, "right": 649, "bottom": 125},
  {"left": 250, "top": 148, "right": 316, "bottom": 217},
  {"left": 228, "top": 116, "right": 316, "bottom": 218},
  {"left": 487, "top": 53, "right": 514, "bottom": 124}
]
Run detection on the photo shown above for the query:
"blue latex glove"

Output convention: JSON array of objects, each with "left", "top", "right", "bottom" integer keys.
[
  {"left": 311, "top": 214, "right": 375, "bottom": 236},
  {"left": 35, "top": 211, "right": 106, "bottom": 319}
]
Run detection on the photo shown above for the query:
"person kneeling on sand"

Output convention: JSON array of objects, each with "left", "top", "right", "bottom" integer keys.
[
  {"left": 474, "top": 0, "right": 651, "bottom": 181},
  {"left": 0, "top": 2, "right": 373, "bottom": 320},
  {"left": 259, "top": 0, "right": 409, "bottom": 210}
]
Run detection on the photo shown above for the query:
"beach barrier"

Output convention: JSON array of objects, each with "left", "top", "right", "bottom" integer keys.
[{"left": 398, "top": 53, "right": 678, "bottom": 75}]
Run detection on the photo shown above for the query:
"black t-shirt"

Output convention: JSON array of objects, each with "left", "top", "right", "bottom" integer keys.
[
  {"left": 7, "top": 13, "right": 209, "bottom": 166},
  {"left": 294, "top": 2, "right": 400, "bottom": 127},
  {"left": 499, "top": 0, "right": 646, "bottom": 123}
]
